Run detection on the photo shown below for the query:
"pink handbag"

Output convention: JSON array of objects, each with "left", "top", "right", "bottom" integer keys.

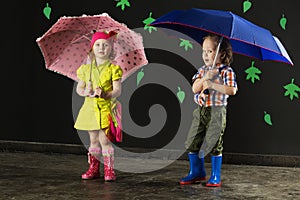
[{"left": 109, "top": 101, "right": 122, "bottom": 142}]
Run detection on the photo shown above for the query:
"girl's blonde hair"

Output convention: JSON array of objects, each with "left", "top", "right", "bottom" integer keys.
[
  {"left": 88, "top": 38, "right": 115, "bottom": 61},
  {"left": 203, "top": 34, "right": 233, "bottom": 66}
]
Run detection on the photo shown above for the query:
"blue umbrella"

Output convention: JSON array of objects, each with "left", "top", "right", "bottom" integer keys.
[{"left": 150, "top": 8, "right": 293, "bottom": 66}]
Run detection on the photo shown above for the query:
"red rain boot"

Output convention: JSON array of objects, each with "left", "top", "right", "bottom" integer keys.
[
  {"left": 102, "top": 148, "right": 116, "bottom": 181},
  {"left": 81, "top": 148, "right": 101, "bottom": 180}
]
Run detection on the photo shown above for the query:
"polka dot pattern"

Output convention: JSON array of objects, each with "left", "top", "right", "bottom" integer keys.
[{"left": 36, "top": 13, "right": 148, "bottom": 81}]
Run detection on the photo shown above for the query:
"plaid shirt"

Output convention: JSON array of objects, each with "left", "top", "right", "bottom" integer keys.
[{"left": 193, "top": 64, "right": 237, "bottom": 107}]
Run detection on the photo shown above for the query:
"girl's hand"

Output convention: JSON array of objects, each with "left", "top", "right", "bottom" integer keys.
[
  {"left": 92, "top": 87, "right": 102, "bottom": 98},
  {"left": 83, "top": 88, "right": 94, "bottom": 97},
  {"left": 84, "top": 81, "right": 94, "bottom": 97},
  {"left": 86, "top": 81, "right": 92, "bottom": 90}
]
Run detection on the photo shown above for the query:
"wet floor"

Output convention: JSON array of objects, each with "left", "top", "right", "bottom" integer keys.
[{"left": 0, "top": 151, "right": 299, "bottom": 200}]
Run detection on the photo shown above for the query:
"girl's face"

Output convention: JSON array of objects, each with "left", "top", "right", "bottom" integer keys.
[
  {"left": 202, "top": 37, "right": 221, "bottom": 67},
  {"left": 92, "top": 39, "right": 113, "bottom": 60}
]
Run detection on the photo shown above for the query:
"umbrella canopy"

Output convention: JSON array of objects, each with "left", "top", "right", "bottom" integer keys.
[
  {"left": 36, "top": 13, "right": 148, "bottom": 82},
  {"left": 150, "top": 8, "right": 293, "bottom": 66}
]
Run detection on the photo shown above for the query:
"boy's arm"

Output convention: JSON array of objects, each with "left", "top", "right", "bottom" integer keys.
[
  {"left": 203, "top": 81, "right": 237, "bottom": 95},
  {"left": 192, "top": 69, "right": 218, "bottom": 94},
  {"left": 202, "top": 68, "right": 238, "bottom": 96},
  {"left": 192, "top": 77, "right": 207, "bottom": 94}
]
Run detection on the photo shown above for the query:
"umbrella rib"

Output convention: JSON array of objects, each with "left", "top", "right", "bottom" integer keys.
[
  {"left": 75, "top": 18, "right": 91, "bottom": 34},
  {"left": 69, "top": 19, "right": 94, "bottom": 44},
  {"left": 70, "top": 34, "right": 91, "bottom": 44}
]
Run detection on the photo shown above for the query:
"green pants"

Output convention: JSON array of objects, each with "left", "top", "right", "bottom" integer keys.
[{"left": 184, "top": 106, "right": 227, "bottom": 155}]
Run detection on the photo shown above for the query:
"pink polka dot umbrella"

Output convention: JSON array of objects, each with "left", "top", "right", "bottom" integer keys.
[{"left": 36, "top": 13, "right": 148, "bottom": 82}]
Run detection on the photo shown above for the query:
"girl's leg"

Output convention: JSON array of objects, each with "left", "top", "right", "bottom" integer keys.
[
  {"left": 99, "top": 129, "right": 113, "bottom": 151},
  {"left": 82, "top": 130, "right": 101, "bottom": 180},
  {"left": 99, "top": 129, "right": 116, "bottom": 181},
  {"left": 88, "top": 130, "right": 102, "bottom": 160}
]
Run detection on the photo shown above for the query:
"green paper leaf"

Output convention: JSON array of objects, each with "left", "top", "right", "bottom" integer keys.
[
  {"left": 245, "top": 61, "right": 262, "bottom": 84},
  {"left": 179, "top": 39, "right": 193, "bottom": 51},
  {"left": 243, "top": 0, "right": 252, "bottom": 13},
  {"left": 143, "top": 12, "right": 157, "bottom": 33},
  {"left": 116, "top": 0, "right": 131, "bottom": 11},
  {"left": 280, "top": 14, "right": 287, "bottom": 30},
  {"left": 137, "top": 68, "right": 144, "bottom": 86},
  {"left": 283, "top": 79, "right": 300, "bottom": 100},
  {"left": 43, "top": 3, "right": 51, "bottom": 20},
  {"left": 177, "top": 87, "right": 185, "bottom": 103},
  {"left": 264, "top": 111, "right": 272, "bottom": 126}
]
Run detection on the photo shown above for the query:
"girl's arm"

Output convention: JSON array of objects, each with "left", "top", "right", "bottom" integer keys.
[
  {"left": 101, "top": 79, "right": 122, "bottom": 99},
  {"left": 76, "top": 80, "right": 92, "bottom": 97}
]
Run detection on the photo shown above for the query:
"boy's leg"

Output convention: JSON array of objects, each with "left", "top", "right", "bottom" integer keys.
[
  {"left": 204, "top": 106, "right": 226, "bottom": 187},
  {"left": 201, "top": 106, "right": 226, "bottom": 155},
  {"left": 184, "top": 106, "right": 207, "bottom": 152},
  {"left": 180, "top": 106, "right": 209, "bottom": 184}
]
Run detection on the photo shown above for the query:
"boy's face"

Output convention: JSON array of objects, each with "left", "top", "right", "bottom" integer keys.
[
  {"left": 202, "top": 38, "right": 221, "bottom": 67},
  {"left": 92, "top": 39, "right": 113, "bottom": 60}
]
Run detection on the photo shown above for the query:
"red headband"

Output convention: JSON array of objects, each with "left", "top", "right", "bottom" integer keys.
[{"left": 90, "top": 31, "right": 117, "bottom": 48}]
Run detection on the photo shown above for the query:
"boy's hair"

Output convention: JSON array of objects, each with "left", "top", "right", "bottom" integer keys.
[{"left": 203, "top": 34, "right": 233, "bottom": 66}]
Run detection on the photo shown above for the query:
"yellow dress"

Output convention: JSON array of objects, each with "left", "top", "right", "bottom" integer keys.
[{"left": 74, "top": 60, "right": 123, "bottom": 131}]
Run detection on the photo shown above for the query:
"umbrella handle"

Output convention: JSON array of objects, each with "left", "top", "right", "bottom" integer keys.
[{"left": 203, "top": 89, "right": 210, "bottom": 94}]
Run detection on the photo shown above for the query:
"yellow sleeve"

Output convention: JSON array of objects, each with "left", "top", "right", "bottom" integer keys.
[
  {"left": 76, "top": 64, "right": 88, "bottom": 82},
  {"left": 111, "top": 64, "right": 123, "bottom": 81}
]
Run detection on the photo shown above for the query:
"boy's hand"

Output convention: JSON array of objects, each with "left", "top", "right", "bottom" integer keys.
[
  {"left": 204, "top": 69, "right": 219, "bottom": 80},
  {"left": 203, "top": 80, "right": 213, "bottom": 90}
]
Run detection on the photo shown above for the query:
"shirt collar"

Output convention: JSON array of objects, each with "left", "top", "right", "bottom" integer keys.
[{"left": 91, "top": 59, "right": 110, "bottom": 68}]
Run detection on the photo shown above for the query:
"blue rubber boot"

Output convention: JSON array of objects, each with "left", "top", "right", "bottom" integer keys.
[
  {"left": 206, "top": 154, "right": 222, "bottom": 187},
  {"left": 179, "top": 151, "right": 206, "bottom": 185}
]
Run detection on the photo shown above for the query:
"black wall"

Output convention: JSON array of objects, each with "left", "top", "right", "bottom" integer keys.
[{"left": 2, "top": 0, "right": 299, "bottom": 156}]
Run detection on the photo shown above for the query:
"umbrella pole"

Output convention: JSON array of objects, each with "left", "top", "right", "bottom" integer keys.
[
  {"left": 212, "top": 36, "right": 223, "bottom": 69},
  {"left": 89, "top": 63, "right": 92, "bottom": 82},
  {"left": 203, "top": 36, "right": 223, "bottom": 95},
  {"left": 89, "top": 53, "right": 93, "bottom": 82}
]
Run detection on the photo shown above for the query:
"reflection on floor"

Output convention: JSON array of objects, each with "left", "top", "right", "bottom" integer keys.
[{"left": 0, "top": 151, "right": 299, "bottom": 200}]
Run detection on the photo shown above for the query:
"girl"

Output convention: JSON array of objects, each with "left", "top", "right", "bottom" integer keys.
[
  {"left": 74, "top": 31, "right": 123, "bottom": 181},
  {"left": 180, "top": 34, "right": 238, "bottom": 187}
]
